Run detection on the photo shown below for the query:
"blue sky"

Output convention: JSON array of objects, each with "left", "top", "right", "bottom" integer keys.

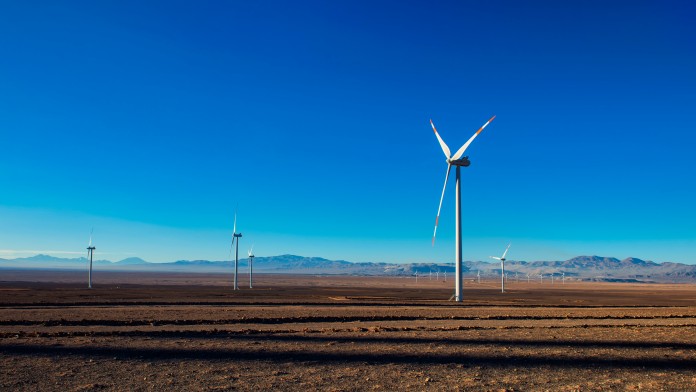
[{"left": 1, "top": 1, "right": 695, "bottom": 263}]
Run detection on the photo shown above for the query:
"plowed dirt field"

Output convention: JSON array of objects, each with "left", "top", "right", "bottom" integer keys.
[{"left": 1, "top": 271, "right": 695, "bottom": 391}]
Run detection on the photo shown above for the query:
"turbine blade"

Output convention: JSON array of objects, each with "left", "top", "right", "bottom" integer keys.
[
  {"left": 88, "top": 228, "right": 93, "bottom": 247},
  {"left": 233, "top": 210, "right": 237, "bottom": 235},
  {"left": 451, "top": 115, "right": 496, "bottom": 160},
  {"left": 501, "top": 243, "right": 511, "bottom": 259},
  {"left": 489, "top": 256, "right": 501, "bottom": 260},
  {"left": 432, "top": 164, "right": 451, "bottom": 246},
  {"left": 430, "top": 119, "right": 451, "bottom": 159}
]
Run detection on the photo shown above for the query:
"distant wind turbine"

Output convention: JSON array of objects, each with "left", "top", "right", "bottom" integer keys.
[
  {"left": 430, "top": 116, "right": 495, "bottom": 302},
  {"left": 229, "top": 210, "right": 242, "bottom": 290},
  {"left": 86, "top": 228, "right": 95, "bottom": 289},
  {"left": 248, "top": 245, "right": 255, "bottom": 289},
  {"left": 490, "top": 243, "right": 511, "bottom": 293}
]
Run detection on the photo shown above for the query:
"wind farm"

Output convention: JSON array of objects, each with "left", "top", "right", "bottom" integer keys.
[
  {"left": 3, "top": 119, "right": 696, "bottom": 389},
  {"left": 2, "top": 123, "right": 695, "bottom": 392},
  {"left": 2, "top": 1, "right": 696, "bottom": 391}
]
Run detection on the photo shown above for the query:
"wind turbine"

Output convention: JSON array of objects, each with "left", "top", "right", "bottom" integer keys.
[
  {"left": 562, "top": 272, "right": 565, "bottom": 284},
  {"left": 477, "top": 270, "right": 481, "bottom": 284},
  {"left": 86, "top": 228, "right": 95, "bottom": 289},
  {"left": 430, "top": 116, "right": 496, "bottom": 302},
  {"left": 248, "top": 245, "right": 255, "bottom": 289},
  {"left": 489, "top": 243, "right": 511, "bottom": 293},
  {"left": 229, "top": 211, "right": 242, "bottom": 290}
]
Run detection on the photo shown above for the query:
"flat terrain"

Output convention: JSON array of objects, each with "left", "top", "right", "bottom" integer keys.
[{"left": 1, "top": 270, "right": 696, "bottom": 391}]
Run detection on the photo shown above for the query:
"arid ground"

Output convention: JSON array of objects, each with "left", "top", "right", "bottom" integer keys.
[{"left": 1, "top": 270, "right": 696, "bottom": 391}]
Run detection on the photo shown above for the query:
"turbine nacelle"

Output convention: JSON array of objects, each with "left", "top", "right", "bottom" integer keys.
[{"left": 448, "top": 156, "right": 470, "bottom": 167}]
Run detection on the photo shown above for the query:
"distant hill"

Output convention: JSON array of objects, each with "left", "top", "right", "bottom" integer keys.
[
  {"left": 114, "top": 257, "right": 148, "bottom": 265},
  {"left": 0, "top": 254, "right": 111, "bottom": 269},
  {"left": 1, "top": 253, "right": 695, "bottom": 283}
]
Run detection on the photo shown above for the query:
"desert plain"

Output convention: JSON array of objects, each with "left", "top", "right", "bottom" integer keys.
[{"left": 1, "top": 270, "right": 696, "bottom": 391}]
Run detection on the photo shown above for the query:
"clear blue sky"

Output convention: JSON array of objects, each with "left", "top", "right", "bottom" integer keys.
[{"left": 1, "top": 1, "right": 695, "bottom": 263}]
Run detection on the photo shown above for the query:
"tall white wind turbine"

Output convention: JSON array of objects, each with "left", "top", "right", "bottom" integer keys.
[
  {"left": 430, "top": 115, "right": 495, "bottom": 302},
  {"left": 230, "top": 210, "right": 242, "bottom": 290},
  {"left": 489, "top": 243, "right": 511, "bottom": 293},
  {"left": 86, "top": 228, "right": 95, "bottom": 289}
]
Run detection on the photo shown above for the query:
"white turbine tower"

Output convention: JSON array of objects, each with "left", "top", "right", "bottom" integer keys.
[
  {"left": 86, "top": 228, "right": 95, "bottom": 289},
  {"left": 248, "top": 245, "right": 255, "bottom": 289},
  {"left": 229, "top": 211, "right": 242, "bottom": 290},
  {"left": 430, "top": 116, "right": 496, "bottom": 302},
  {"left": 489, "top": 243, "right": 511, "bottom": 293}
]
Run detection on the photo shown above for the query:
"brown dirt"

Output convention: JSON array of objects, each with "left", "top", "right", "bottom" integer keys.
[{"left": 1, "top": 270, "right": 696, "bottom": 391}]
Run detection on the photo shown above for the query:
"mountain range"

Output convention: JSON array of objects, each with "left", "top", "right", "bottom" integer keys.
[{"left": 1, "top": 254, "right": 696, "bottom": 283}]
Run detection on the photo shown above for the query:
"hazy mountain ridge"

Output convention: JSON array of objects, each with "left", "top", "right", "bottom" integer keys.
[{"left": 1, "top": 254, "right": 695, "bottom": 282}]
